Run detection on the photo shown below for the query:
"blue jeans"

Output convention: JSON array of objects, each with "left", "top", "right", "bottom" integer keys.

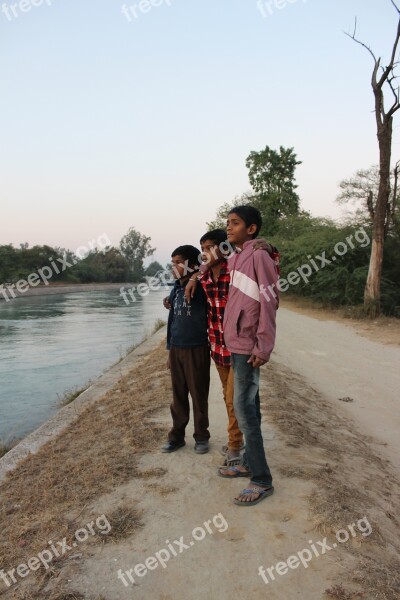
[{"left": 231, "top": 353, "right": 273, "bottom": 487}]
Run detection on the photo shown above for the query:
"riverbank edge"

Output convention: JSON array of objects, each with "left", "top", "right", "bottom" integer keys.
[
  {"left": 0, "top": 326, "right": 167, "bottom": 483},
  {"left": 0, "top": 282, "right": 132, "bottom": 301}
]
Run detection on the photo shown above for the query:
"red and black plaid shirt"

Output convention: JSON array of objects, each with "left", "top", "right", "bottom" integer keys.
[{"left": 199, "top": 261, "right": 231, "bottom": 368}]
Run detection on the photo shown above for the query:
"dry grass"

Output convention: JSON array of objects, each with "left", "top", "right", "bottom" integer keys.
[
  {"left": 0, "top": 438, "right": 19, "bottom": 458},
  {"left": 99, "top": 505, "right": 144, "bottom": 543},
  {"left": 325, "top": 585, "right": 364, "bottom": 599},
  {"left": 57, "top": 383, "right": 92, "bottom": 407},
  {"left": 0, "top": 340, "right": 170, "bottom": 599},
  {"left": 152, "top": 318, "right": 167, "bottom": 333},
  {"left": 351, "top": 556, "right": 400, "bottom": 600}
]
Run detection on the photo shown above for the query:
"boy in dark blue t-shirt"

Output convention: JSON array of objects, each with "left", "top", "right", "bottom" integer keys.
[{"left": 161, "top": 245, "right": 210, "bottom": 455}]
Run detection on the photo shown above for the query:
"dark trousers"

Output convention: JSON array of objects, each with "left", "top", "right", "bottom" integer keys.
[{"left": 168, "top": 345, "right": 210, "bottom": 443}]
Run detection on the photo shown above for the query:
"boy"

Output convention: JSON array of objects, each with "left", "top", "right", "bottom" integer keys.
[
  {"left": 161, "top": 245, "right": 211, "bottom": 454},
  {"left": 197, "top": 230, "right": 244, "bottom": 465},
  {"left": 219, "top": 206, "right": 278, "bottom": 506}
]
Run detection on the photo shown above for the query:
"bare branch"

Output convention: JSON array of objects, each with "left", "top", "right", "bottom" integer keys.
[
  {"left": 344, "top": 18, "right": 378, "bottom": 64},
  {"left": 386, "top": 76, "right": 400, "bottom": 116},
  {"left": 390, "top": 0, "right": 400, "bottom": 15},
  {"left": 385, "top": 90, "right": 400, "bottom": 119},
  {"left": 377, "top": 18, "right": 400, "bottom": 88}
]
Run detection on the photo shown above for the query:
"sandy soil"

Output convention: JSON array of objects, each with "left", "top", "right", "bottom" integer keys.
[{"left": 0, "top": 308, "right": 399, "bottom": 600}]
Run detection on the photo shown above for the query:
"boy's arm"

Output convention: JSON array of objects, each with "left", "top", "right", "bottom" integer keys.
[
  {"left": 166, "top": 288, "right": 175, "bottom": 350},
  {"left": 249, "top": 251, "right": 279, "bottom": 366},
  {"left": 184, "top": 263, "right": 208, "bottom": 303}
]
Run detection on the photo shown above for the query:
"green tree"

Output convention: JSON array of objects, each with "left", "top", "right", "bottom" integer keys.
[
  {"left": 103, "top": 248, "right": 131, "bottom": 282},
  {"left": 246, "top": 145, "right": 302, "bottom": 233},
  {"left": 119, "top": 228, "right": 155, "bottom": 281},
  {"left": 0, "top": 245, "right": 18, "bottom": 282},
  {"left": 73, "top": 252, "right": 106, "bottom": 283},
  {"left": 145, "top": 261, "right": 164, "bottom": 276}
]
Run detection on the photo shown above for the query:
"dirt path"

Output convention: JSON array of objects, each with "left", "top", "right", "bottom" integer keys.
[
  {"left": 1, "top": 310, "right": 399, "bottom": 600},
  {"left": 275, "top": 307, "right": 400, "bottom": 469}
]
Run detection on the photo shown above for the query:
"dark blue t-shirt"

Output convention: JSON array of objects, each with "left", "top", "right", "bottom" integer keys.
[{"left": 167, "top": 280, "right": 208, "bottom": 349}]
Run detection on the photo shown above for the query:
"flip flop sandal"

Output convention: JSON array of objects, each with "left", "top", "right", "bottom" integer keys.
[
  {"left": 233, "top": 486, "right": 274, "bottom": 506},
  {"left": 217, "top": 465, "right": 251, "bottom": 478},
  {"left": 220, "top": 456, "right": 241, "bottom": 468}
]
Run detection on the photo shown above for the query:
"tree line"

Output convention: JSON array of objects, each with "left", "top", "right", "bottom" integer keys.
[{"left": 0, "top": 237, "right": 163, "bottom": 286}]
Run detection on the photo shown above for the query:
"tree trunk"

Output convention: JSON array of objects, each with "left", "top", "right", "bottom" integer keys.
[
  {"left": 364, "top": 237, "right": 384, "bottom": 316},
  {"left": 364, "top": 117, "right": 393, "bottom": 317}
]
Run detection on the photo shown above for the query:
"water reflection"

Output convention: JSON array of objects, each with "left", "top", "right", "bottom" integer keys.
[{"left": 0, "top": 289, "right": 167, "bottom": 441}]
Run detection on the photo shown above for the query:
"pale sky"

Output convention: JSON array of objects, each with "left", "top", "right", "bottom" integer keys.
[{"left": 1, "top": 0, "right": 399, "bottom": 266}]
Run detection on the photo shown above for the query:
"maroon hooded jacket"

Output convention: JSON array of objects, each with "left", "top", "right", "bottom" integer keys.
[{"left": 223, "top": 240, "right": 279, "bottom": 362}]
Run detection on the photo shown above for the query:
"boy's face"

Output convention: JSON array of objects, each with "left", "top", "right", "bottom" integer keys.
[
  {"left": 200, "top": 239, "right": 224, "bottom": 267},
  {"left": 226, "top": 213, "right": 257, "bottom": 246},
  {"left": 171, "top": 255, "right": 188, "bottom": 280}
]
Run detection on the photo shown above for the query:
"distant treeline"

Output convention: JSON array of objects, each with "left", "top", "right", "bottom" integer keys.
[{"left": 0, "top": 244, "right": 165, "bottom": 286}]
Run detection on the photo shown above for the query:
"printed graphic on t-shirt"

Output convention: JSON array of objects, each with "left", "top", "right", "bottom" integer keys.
[{"left": 174, "top": 291, "right": 191, "bottom": 317}]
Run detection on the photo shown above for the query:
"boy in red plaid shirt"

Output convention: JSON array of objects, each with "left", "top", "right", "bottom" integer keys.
[{"left": 197, "top": 230, "right": 244, "bottom": 464}]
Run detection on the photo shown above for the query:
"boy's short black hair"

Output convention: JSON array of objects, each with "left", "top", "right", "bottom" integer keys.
[
  {"left": 228, "top": 205, "right": 262, "bottom": 238},
  {"left": 171, "top": 245, "right": 201, "bottom": 267},
  {"left": 199, "top": 229, "right": 227, "bottom": 246}
]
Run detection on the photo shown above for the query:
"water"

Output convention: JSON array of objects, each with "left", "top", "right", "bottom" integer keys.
[{"left": 0, "top": 289, "right": 169, "bottom": 442}]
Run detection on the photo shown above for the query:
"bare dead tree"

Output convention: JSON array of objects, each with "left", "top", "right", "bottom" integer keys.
[{"left": 345, "top": 0, "right": 400, "bottom": 317}]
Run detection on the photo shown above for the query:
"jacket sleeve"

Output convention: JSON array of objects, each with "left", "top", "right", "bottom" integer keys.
[
  {"left": 252, "top": 251, "right": 279, "bottom": 362},
  {"left": 166, "top": 287, "right": 176, "bottom": 350}
]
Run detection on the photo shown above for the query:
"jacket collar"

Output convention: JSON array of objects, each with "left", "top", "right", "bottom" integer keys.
[{"left": 235, "top": 240, "right": 254, "bottom": 253}]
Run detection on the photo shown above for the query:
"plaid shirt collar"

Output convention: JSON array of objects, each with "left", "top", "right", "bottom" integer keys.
[{"left": 200, "top": 260, "right": 229, "bottom": 284}]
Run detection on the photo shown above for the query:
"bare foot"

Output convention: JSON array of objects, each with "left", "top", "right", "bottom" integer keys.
[{"left": 226, "top": 449, "right": 240, "bottom": 461}]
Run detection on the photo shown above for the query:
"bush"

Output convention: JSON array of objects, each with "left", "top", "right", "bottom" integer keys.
[{"left": 264, "top": 214, "right": 400, "bottom": 316}]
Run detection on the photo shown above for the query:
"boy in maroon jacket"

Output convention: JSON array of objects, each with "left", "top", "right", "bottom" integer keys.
[{"left": 219, "top": 206, "right": 278, "bottom": 506}]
